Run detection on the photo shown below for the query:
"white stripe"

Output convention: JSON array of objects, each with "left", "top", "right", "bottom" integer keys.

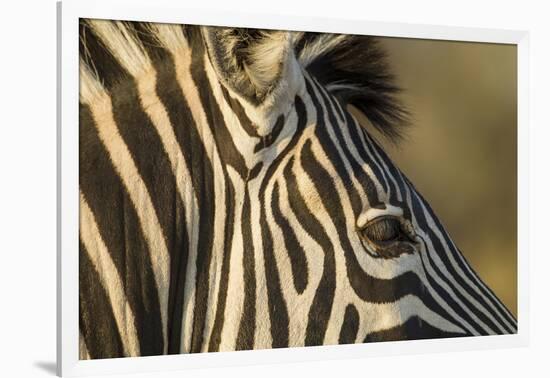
[
  {"left": 144, "top": 24, "right": 201, "bottom": 353},
  {"left": 272, "top": 177, "right": 325, "bottom": 347},
  {"left": 155, "top": 36, "right": 227, "bottom": 351},
  {"left": 147, "top": 22, "right": 189, "bottom": 55},
  {"left": 363, "top": 129, "right": 403, "bottom": 202},
  {"left": 293, "top": 141, "right": 467, "bottom": 342},
  {"left": 306, "top": 82, "right": 473, "bottom": 337},
  {"left": 80, "top": 64, "right": 170, "bottom": 351},
  {"left": 123, "top": 23, "right": 207, "bottom": 352},
  {"left": 396, "top": 172, "right": 480, "bottom": 335},
  {"left": 305, "top": 87, "right": 413, "bottom": 282},
  {"left": 87, "top": 20, "right": 151, "bottom": 77},
  {"left": 391, "top": 173, "right": 484, "bottom": 335},
  {"left": 291, "top": 88, "right": 466, "bottom": 339},
  {"left": 249, "top": 177, "right": 271, "bottom": 349},
  {"left": 80, "top": 193, "right": 140, "bottom": 357},
  {"left": 218, "top": 167, "right": 246, "bottom": 351},
  {"left": 204, "top": 58, "right": 260, "bottom": 167},
  {"left": 79, "top": 332, "right": 91, "bottom": 360},
  {"left": 136, "top": 69, "right": 203, "bottom": 353},
  {"left": 360, "top": 294, "right": 466, "bottom": 340},
  {"left": 345, "top": 103, "right": 392, "bottom": 196},
  {"left": 425, "top": 190, "right": 517, "bottom": 328},
  {"left": 412, "top": 189, "right": 512, "bottom": 334},
  {"left": 309, "top": 78, "right": 385, "bottom": 210}
]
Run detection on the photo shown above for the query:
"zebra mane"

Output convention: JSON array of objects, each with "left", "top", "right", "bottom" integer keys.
[
  {"left": 80, "top": 19, "right": 407, "bottom": 140},
  {"left": 293, "top": 32, "right": 409, "bottom": 141}
]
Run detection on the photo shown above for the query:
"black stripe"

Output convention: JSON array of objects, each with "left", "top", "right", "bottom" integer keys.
[
  {"left": 322, "top": 82, "right": 478, "bottom": 336},
  {"left": 308, "top": 78, "right": 382, "bottom": 216},
  {"left": 332, "top": 95, "right": 347, "bottom": 123},
  {"left": 272, "top": 183, "right": 309, "bottom": 294},
  {"left": 414, "top": 235, "right": 482, "bottom": 335},
  {"left": 84, "top": 22, "right": 196, "bottom": 352},
  {"left": 208, "top": 178, "right": 237, "bottom": 351},
  {"left": 236, "top": 189, "right": 257, "bottom": 350},
  {"left": 408, "top": 199, "right": 493, "bottom": 334},
  {"left": 107, "top": 51, "right": 196, "bottom": 353},
  {"left": 283, "top": 158, "right": 335, "bottom": 346},
  {"left": 147, "top": 32, "right": 217, "bottom": 353},
  {"left": 307, "top": 80, "right": 363, "bottom": 216},
  {"left": 294, "top": 91, "right": 476, "bottom": 336},
  {"left": 188, "top": 34, "right": 248, "bottom": 351},
  {"left": 362, "top": 129, "right": 406, "bottom": 205},
  {"left": 299, "top": 139, "right": 426, "bottom": 303},
  {"left": 324, "top": 82, "right": 399, "bottom": 208},
  {"left": 80, "top": 104, "right": 164, "bottom": 356},
  {"left": 80, "top": 20, "right": 127, "bottom": 92},
  {"left": 310, "top": 72, "right": 390, "bottom": 195},
  {"left": 191, "top": 42, "right": 248, "bottom": 178},
  {"left": 219, "top": 85, "right": 260, "bottom": 138},
  {"left": 108, "top": 61, "right": 181, "bottom": 255},
  {"left": 141, "top": 38, "right": 198, "bottom": 354},
  {"left": 260, "top": 201, "right": 289, "bottom": 348},
  {"left": 254, "top": 95, "right": 308, "bottom": 348},
  {"left": 364, "top": 316, "right": 465, "bottom": 342},
  {"left": 338, "top": 304, "right": 360, "bottom": 344},
  {"left": 248, "top": 162, "right": 263, "bottom": 181},
  {"left": 344, "top": 103, "right": 391, "bottom": 194},
  {"left": 79, "top": 240, "right": 125, "bottom": 359},
  {"left": 370, "top": 137, "right": 409, "bottom": 203},
  {"left": 258, "top": 96, "right": 307, "bottom": 200},
  {"left": 254, "top": 115, "right": 285, "bottom": 153},
  {"left": 316, "top": 86, "right": 480, "bottom": 333},
  {"left": 321, "top": 80, "right": 393, "bottom": 205},
  {"left": 297, "top": 132, "right": 469, "bottom": 335},
  {"left": 409, "top": 190, "right": 507, "bottom": 334},
  {"left": 165, "top": 202, "right": 190, "bottom": 354},
  {"left": 406, "top": 177, "right": 516, "bottom": 331},
  {"left": 126, "top": 22, "right": 196, "bottom": 353}
]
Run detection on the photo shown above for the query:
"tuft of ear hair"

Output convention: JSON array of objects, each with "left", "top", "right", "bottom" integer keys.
[
  {"left": 202, "top": 27, "right": 292, "bottom": 106},
  {"left": 294, "top": 32, "right": 409, "bottom": 141}
]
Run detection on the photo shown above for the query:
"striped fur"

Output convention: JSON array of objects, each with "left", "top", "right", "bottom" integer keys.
[{"left": 78, "top": 19, "right": 516, "bottom": 359}]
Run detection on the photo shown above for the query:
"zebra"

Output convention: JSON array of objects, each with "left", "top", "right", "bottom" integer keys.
[{"left": 78, "top": 18, "right": 517, "bottom": 360}]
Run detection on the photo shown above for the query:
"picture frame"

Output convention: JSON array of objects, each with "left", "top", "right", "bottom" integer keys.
[{"left": 57, "top": 0, "right": 529, "bottom": 376}]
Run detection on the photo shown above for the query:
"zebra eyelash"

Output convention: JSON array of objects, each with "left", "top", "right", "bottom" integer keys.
[{"left": 362, "top": 216, "right": 402, "bottom": 242}]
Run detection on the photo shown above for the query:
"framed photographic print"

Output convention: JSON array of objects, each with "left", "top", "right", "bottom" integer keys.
[{"left": 57, "top": 0, "right": 529, "bottom": 376}]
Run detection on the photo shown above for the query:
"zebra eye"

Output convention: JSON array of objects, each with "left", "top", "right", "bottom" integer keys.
[
  {"left": 362, "top": 216, "right": 401, "bottom": 242},
  {"left": 358, "top": 216, "right": 416, "bottom": 258}
]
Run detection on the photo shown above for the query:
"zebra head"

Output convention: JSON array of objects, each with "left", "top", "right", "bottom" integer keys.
[
  {"left": 200, "top": 26, "right": 517, "bottom": 345},
  {"left": 78, "top": 21, "right": 517, "bottom": 359}
]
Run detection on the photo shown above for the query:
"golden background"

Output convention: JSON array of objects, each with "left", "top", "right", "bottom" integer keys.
[{"left": 358, "top": 37, "right": 517, "bottom": 316}]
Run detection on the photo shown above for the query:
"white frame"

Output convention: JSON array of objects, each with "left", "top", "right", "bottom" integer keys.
[{"left": 57, "top": 0, "right": 530, "bottom": 376}]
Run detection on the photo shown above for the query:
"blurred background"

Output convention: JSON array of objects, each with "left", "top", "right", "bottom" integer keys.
[{"left": 355, "top": 37, "right": 517, "bottom": 317}]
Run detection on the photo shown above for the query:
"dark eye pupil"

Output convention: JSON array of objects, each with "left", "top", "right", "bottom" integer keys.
[{"left": 363, "top": 218, "right": 400, "bottom": 242}]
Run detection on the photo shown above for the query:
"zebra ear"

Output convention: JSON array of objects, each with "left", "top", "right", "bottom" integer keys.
[{"left": 202, "top": 27, "right": 295, "bottom": 106}]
